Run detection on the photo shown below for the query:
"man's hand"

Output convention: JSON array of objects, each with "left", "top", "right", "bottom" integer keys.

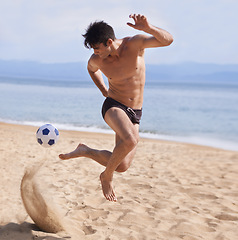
[
  {"left": 127, "top": 13, "right": 173, "bottom": 47},
  {"left": 127, "top": 14, "right": 150, "bottom": 32}
]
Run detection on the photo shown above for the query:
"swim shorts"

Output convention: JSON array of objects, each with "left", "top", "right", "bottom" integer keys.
[{"left": 102, "top": 97, "right": 142, "bottom": 124}]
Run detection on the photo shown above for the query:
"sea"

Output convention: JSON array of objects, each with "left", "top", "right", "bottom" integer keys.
[{"left": 0, "top": 75, "right": 238, "bottom": 151}]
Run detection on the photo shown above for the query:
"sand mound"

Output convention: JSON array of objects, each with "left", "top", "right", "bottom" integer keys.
[{"left": 20, "top": 163, "right": 64, "bottom": 233}]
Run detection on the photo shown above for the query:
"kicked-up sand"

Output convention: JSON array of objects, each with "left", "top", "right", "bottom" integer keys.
[{"left": 0, "top": 122, "right": 238, "bottom": 240}]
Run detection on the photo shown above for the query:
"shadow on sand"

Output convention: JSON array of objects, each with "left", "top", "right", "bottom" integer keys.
[{"left": 0, "top": 222, "right": 70, "bottom": 240}]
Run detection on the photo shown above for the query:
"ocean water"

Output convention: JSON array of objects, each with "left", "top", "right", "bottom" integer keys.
[{"left": 0, "top": 76, "right": 238, "bottom": 151}]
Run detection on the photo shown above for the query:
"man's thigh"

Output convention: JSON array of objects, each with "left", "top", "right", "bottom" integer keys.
[{"left": 104, "top": 107, "right": 139, "bottom": 140}]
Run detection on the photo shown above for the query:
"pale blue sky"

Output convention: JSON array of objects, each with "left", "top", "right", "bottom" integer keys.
[{"left": 0, "top": 0, "right": 237, "bottom": 64}]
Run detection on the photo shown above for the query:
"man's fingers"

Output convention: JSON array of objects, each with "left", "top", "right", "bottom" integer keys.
[
  {"left": 129, "top": 14, "right": 135, "bottom": 18},
  {"left": 129, "top": 14, "right": 146, "bottom": 23},
  {"left": 129, "top": 13, "right": 137, "bottom": 21},
  {"left": 128, "top": 14, "right": 136, "bottom": 28},
  {"left": 128, "top": 14, "right": 148, "bottom": 30},
  {"left": 127, "top": 22, "right": 135, "bottom": 28}
]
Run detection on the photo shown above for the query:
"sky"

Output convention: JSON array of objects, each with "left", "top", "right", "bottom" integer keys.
[{"left": 0, "top": 0, "right": 237, "bottom": 65}]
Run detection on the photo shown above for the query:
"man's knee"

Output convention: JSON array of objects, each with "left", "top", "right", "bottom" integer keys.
[
  {"left": 124, "top": 132, "right": 139, "bottom": 151},
  {"left": 116, "top": 162, "right": 130, "bottom": 173},
  {"left": 116, "top": 141, "right": 138, "bottom": 173}
]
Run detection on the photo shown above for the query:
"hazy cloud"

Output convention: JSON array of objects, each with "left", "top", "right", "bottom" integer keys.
[{"left": 0, "top": 0, "right": 237, "bottom": 64}]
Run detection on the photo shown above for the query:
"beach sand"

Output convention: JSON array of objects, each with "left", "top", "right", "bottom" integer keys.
[{"left": 0, "top": 122, "right": 238, "bottom": 240}]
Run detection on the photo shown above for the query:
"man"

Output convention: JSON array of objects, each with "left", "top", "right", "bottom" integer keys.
[{"left": 59, "top": 14, "right": 173, "bottom": 202}]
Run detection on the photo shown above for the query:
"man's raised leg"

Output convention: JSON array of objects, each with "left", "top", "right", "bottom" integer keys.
[
  {"left": 58, "top": 138, "right": 137, "bottom": 172},
  {"left": 59, "top": 144, "right": 111, "bottom": 167}
]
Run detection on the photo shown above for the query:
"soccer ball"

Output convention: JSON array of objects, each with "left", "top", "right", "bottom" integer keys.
[{"left": 36, "top": 124, "right": 59, "bottom": 148}]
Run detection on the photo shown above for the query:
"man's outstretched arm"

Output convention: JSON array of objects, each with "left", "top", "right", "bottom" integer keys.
[{"left": 127, "top": 14, "right": 173, "bottom": 48}]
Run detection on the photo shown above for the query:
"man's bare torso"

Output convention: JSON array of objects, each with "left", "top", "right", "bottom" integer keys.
[{"left": 92, "top": 37, "right": 146, "bottom": 109}]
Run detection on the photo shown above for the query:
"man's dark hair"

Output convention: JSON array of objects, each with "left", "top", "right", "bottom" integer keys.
[{"left": 83, "top": 21, "right": 115, "bottom": 49}]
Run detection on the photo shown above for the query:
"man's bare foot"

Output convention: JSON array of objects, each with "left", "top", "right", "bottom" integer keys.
[
  {"left": 59, "top": 143, "right": 89, "bottom": 160},
  {"left": 100, "top": 172, "right": 117, "bottom": 202}
]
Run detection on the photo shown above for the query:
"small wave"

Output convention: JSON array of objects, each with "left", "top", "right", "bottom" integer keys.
[
  {"left": 1, "top": 119, "right": 237, "bottom": 152},
  {"left": 140, "top": 132, "right": 238, "bottom": 151}
]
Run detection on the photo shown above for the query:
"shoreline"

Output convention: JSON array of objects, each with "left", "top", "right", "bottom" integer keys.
[{"left": 0, "top": 120, "right": 237, "bottom": 152}]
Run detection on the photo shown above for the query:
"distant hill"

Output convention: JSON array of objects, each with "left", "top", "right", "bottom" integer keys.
[
  {"left": 0, "top": 60, "right": 237, "bottom": 83},
  {"left": 0, "top": 60, "right": 89, "bottom": 81},
  {"left": 146, "top": 62, "right": 238, "bottom": 82}
]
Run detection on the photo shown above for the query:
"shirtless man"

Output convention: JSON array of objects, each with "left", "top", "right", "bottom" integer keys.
[{"left": 59, "top": 14, "right": 173, "bottom": 202}]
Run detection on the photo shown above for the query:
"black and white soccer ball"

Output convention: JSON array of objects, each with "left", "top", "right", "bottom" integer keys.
[{"left": 36, "top": 124, "right": 59, "bottom": 148}]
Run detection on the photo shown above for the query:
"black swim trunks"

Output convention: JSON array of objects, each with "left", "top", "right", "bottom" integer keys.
[{"left": 102, "top": 97, "right": 142, "bottom": 124}]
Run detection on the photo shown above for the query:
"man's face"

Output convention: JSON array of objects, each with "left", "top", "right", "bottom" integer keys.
[{"left": 92, "top": 42, "right": 111, "bottom": 59}]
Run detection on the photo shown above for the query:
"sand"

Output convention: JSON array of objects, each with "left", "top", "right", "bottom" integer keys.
[{"left": 0, "top": 122, "right": 238, "bottom": 240}]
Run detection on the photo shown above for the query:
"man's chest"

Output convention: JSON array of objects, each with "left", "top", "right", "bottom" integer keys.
[{"left": 99, "top": 52, "right": 140, "bottom": 79}]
